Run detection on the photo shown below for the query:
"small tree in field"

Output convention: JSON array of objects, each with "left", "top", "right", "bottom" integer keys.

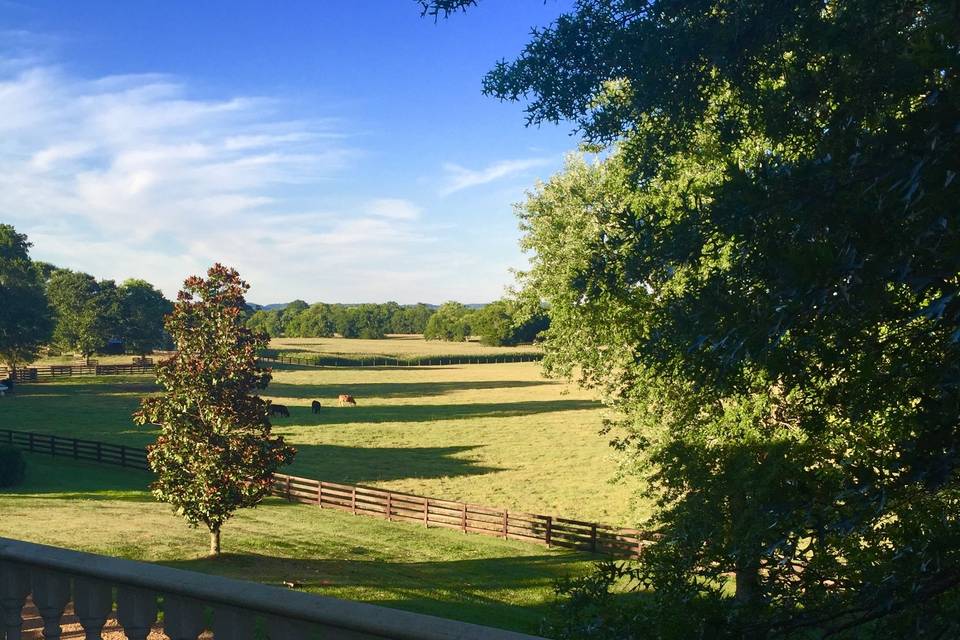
[{"left": 134, "top": 264, "right": 295, "bottom": 555}]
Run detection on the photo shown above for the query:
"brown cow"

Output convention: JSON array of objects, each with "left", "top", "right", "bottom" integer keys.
[{"left": 337, "top": 394, "right": 356, "bottom": 407}]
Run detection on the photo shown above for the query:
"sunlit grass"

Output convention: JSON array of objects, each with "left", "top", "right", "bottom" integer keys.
[
  {"left": 0, "top": 454, "right": 596, "bottom": 633},
  {"left": 271, "top": 335, "right": 542, "bottom": 358},
  {"left": 0, "top": 363, "right": 644, "bottom": 525}
]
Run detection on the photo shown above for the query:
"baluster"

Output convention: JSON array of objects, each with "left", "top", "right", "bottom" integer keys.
[
  {"left": 212, "top": 605, "right": 256, "bottom": 640},
  {"left": 0, "top": 561, "right": 30, "bottom": 640},
  {"left": 72, "top": 577, "right": 113, "bottom": 640},
  {"left": 30, "top": 568, "right": 70, "bottom": 640},
  {"left": 116, "top": 586, "right": 158, "bottom": 640},
  {"left": 163, "top": 594, "right": 206, "bottom": 640}
]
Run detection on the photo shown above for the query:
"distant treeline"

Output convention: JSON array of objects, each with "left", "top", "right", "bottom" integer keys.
[
  {"left": 1, "top": 224, "right": 173, "bottom": 369},
  {"left": 246, "top": 299, "right": 549, "bottom": 347},
  {"left": 246, "top": 301, "right": 434, "bottom": 340}
]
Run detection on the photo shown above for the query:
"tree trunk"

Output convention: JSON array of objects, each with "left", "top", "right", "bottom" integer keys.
[
  {"left": 734, "top": 558, "right": 760, "bottom": 606},
  {"left": 209, "top": 528, "right": 221, "bottom": 556}
]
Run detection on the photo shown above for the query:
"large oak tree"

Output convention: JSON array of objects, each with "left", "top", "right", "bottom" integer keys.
[{"left": 425, "top": 0, "right": 960, "bottom": 637}]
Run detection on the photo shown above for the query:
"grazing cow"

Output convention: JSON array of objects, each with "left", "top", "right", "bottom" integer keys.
[
  {"left": 337, "top": 394, "right": 356, "bottom": 407},
  {"left": 311, "top": 400, "right": 322, "bottom": 414},
  {"left": 269, "top": 404, "right": 290, "bottom": 418}
]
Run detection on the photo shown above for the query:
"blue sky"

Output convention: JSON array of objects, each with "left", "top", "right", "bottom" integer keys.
[{"left": 0, "top": 1, "right": 579, "bottom": 303}]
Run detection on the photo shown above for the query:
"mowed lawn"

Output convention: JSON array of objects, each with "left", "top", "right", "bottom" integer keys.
[
  {"left": 0, "top": 362, "right": 643, "bottom": 525},
  {"left": 0, "top": 454, "right": 595, "bottom": 633}
]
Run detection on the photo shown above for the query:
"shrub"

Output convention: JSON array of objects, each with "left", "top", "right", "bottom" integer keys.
[{"left": 0, "top": 446, "right": 26, "bottom": 487}]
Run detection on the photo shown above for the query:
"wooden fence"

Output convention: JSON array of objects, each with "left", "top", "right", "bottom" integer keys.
[
  {"left": 270, "top": 473, "right": 652, "bottom": 558},
  {"left": 0, "top": 429, "right": 150, "bottom": 472},
  {"left": 259, "top": 352, "right": 543, "bottom": 368},
  {"left": 0, "top": 428, "right": 652, "bottom": 558},
  {"left": 0, "top": 363, "right": 154, "bottom": 383}
]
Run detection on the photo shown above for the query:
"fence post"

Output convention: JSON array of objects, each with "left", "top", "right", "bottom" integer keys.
[
  {"left": 545, "top": 516, "right": 552, "bottom": 547},
  {"left": 423, "top": 498, "right": 429, "bottom": 528},
  {"left": 502, "top": 510, "right": 508, "bottom": 539},
  {"left": 591, "top": 523, "right": 598, "bottom": 552},
  {"left": 286, "top": 476, "right": 291, "bottom": 501},
  {"left": 461, "top": 503, "right": 467, "bottom": 533},
  {"left": 387, "top": 493, "right": 392, "bottom": 521},
  {"left": 352, "top": 486, "right": 357, "bottom": 514},
  {"left": 317, "top": 481, "right": 323, "bottom": 508}
]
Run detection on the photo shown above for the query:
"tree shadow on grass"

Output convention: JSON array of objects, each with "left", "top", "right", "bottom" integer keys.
[
  {"left": 10, "top": 378, "right": 157, "bottom": 397},
  {"left": 266, "top": 379, "right": 559, "bottom": 400},
  {"left": 280, "top": 443, "right": 501, "bottom": 484},
  {"left": 267, "top": 400, "right": 598, "bottom": 426},
  {"left": 0, "top": 453, "right": 154, "bottom": 501},
  {"left": 160, "top": 551, "right": 595, "bottom": 633}
]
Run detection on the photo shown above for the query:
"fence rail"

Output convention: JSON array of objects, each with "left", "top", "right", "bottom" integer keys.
[
  {"left": 0, "top": 362, "right": 154, "bottom": 382},
  {"left": 0, "top": 429, "right": 149, "bottom": 471},
  {"left": 0, "top": 428, "right": 653, "bottom": 558},
  {"left": 269, "top": 474, "right": 653, "bottom": 558},
  {"left": 259, "top": 352, "right": 543, "bottom": 368}
]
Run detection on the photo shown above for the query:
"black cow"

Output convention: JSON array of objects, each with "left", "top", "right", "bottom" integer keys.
[
  {"left": 311, "top": 400, "right": 321, "bottom": 414},
  {"left": 269, "top": 404, "right": 290, "bottom": 418}
]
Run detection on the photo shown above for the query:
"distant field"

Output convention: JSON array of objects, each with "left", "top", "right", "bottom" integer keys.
[
  {"left": 0, "top": 454, "right": 595, "bottom": 633},
  {"left": 271, "top": 335, "right": 542, "bottom": 359},
  {"left": 0, "top": 363, "right": 643, "bottom": 525}
]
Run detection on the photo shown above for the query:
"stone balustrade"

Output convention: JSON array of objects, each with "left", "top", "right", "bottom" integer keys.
[{"left": 0, "top": 537, "right": 545, "bottom": 640}]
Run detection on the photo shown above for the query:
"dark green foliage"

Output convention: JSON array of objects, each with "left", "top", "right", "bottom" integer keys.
[
  {"left": 119, "top": 279, "right": 173, "bottom": 356},
  {"left": 47, "top": 269, "right": 121, "bottom": 359},
  {"left": 469, "top": 0, "right": 960, "bottom": 637},
  {"left": 423, "top": 301, "right": 472, "bottom": 342},
  {"left": 0, "top": 446, "right": 26, "bottom": 488},
  {"left": 247, "top": 301, "right": 437, "bottom": 339},
  {"left": 134, "top": 264, "right": 295, "bottom": 555},
  {"left": 471, "top": 299, "right": 549, "bottom": 346},
  {"left": 0, "top": 225, "right": 54, "bottom": 370}
]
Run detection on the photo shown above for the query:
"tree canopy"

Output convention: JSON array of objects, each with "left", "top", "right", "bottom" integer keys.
[
  {"left": 435, "top": 0, "right": 960, "bottom": 637},
  {"left": 119, "top": 279, "right": 173, "bottom": 357},
  {"left": 469, "top": 298, "right": 548, "bottom": 346},
  {"left": 0, "top": 225, "right": 54, "bottom": 370},
  {"left": 423, "top": 301, "right": 472, "bottom": 342},
  {"left": 47, "top": 269, "right": 121, "bottom": 360}
]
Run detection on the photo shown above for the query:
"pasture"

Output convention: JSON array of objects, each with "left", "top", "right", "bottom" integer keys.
[
  {"left": 0, "top": 361, "right": 642, "bottom": 525},
  {"left": 0, "top": 453, "right": 597, "bottom": 633},
  {"left": 270, "top": 335, "right": 542, "bottom": 359}
]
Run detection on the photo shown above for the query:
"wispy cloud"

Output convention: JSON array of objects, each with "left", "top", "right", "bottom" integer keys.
[
  {"left": 0, "top": 60, "right": 446, "bottom": 301},
  {"left": 439, "top": 157, "right": 553, "bottom": 196},
  {"left": 367, "top": 198, "right": 421, "bottom": 220}
]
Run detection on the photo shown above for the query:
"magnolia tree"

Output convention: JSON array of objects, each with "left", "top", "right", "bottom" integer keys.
[{"left": 134, "top": 264, "right": 295, "bottom": 555}]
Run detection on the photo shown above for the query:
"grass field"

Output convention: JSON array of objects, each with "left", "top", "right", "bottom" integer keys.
[
  {"left": 0, "top": 362, "right": 642, "bottom": 525},
  {"left": 0, "top": 454, "right": 597, "bottom": 633},
  {"left": 271, "top": 335, "right": 542, "bottom": 359}
]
